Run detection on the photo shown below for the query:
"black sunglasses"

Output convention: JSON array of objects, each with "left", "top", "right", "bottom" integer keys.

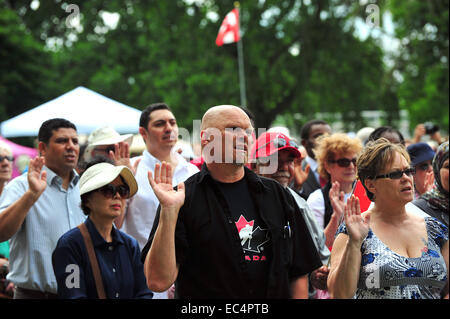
[
  {"left": 329, "top": 158, "right": 357, "bottom": 168},
  {"left": 257, "top": 137, "right": 298, "bottom": 151},
  {"left": 374, "top": 167, "right": 416, "bottom": 180},
  {"left": 97, "top": 183, "right": 130, "bottom": 198},
  {"left": 0, "top": 155, "right": 14, "bottom": 162},
  {"left": 94, "top": 145, "right": 116, "bottom": 154},
  {"left": 416, "top": 162, "right": 432, "bottom": 171}
]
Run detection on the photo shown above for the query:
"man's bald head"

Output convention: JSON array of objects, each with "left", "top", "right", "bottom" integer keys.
[{"left": 201, "top": 105, "right": 250, "bottom": 131}]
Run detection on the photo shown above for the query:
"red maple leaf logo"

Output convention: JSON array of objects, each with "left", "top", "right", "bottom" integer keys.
[{"left": 235, "top": 215, "right": 254, "bottom": 233}]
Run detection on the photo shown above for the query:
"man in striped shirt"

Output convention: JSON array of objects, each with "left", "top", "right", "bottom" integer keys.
[{"left": 0, "top": 118, "right": 86, "bottom": 299}]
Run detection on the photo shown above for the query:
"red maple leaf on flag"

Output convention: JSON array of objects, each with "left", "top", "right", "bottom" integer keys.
[{"left": 216, "top": 8, "right": 240, "bottom": 46}]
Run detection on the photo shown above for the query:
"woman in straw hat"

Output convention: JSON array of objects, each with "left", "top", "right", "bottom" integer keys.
[{"left": 52, "top": 160, "right": 152, "bottom": 299}]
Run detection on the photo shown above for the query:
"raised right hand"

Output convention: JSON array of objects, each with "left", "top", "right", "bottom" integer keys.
[
  {"left": 27, "top": 156, "right": 47, "bottom": 200},
  {"left": 148, "top": 162, "right": 185, "bottom": 210},
  {"left": 344, "top": 195, "right": 370, "bottom": 246}
]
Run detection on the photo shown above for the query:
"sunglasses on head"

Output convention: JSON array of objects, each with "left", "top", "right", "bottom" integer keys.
[
  {"left": 257, "top": 137, "right": 298, "bottom": 151},
  {"left": 329, "top": 158, "right": 357, "bottom": 168},
  {"left": 97, "top": 183, "right": 130, "bottom": 198},
  {"left": 416, "top": 162, "right": 432, "bottom": 171},
  {"left": 374, "top": 167, "right": 416, "bottom": 180},
  {"left": 0, "top": 155, "right": 14, "bottom": 162}
]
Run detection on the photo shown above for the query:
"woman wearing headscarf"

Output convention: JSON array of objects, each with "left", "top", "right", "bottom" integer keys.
[
  {"left": 52, "top": 161, "right": 153, "bottom": 299},
  {"left": 413, "top": 141, "right": 449, "bottom": 227}
]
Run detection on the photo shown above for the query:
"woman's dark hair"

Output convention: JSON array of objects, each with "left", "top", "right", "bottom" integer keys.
[
  {"left": 80, "top": 156, "right": 115, "bottom": 216},
  {"left": 367, "top": 126, "right": 405, "bottom": 146}
]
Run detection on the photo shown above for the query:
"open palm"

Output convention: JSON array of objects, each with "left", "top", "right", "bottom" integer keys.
[
  {"left": 27, "top": 156, "right": 47, "bottom": 199},
  {"left": 344, "top": 195, "right": 370, "bottom": 245},
  {"left": 148, "top": 162, "right": 185, "bottom": 210},
  {"left": 329, "top": 181, "right": 345, "bottom": 222}
]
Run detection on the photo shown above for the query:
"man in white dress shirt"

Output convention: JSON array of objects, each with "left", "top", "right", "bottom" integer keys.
[{"left": 120, "top": 103, "right": 198, "bottom": 299}]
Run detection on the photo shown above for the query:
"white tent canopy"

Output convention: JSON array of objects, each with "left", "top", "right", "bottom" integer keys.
[{"left": 0, "top": 86, "right": 142, "bottom": 137}]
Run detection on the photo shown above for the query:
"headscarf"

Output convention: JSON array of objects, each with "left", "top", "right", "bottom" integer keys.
[{"left": 421, "top": 141, "right": 449, "bottom": 213}]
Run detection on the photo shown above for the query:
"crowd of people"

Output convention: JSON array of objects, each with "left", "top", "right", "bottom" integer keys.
[{"left": 0, "top": 103, "right": 448, "bottom": 300}]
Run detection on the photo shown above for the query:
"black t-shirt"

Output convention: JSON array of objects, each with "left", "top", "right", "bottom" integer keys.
[
  {"left": 214, "top": 178, "right": 273, "bottom": 297},
  {"left": 141, "top": 166, "right": 323, "bottom": 298}
]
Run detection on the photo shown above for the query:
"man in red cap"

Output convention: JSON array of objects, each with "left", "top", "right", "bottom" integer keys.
[{"left": 249, "top": 131, "right": 331, "bottom": 298}]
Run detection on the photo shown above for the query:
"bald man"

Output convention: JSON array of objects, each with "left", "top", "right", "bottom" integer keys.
[{"left": 141, "top": 105, "right": 321, "bottom": 299}]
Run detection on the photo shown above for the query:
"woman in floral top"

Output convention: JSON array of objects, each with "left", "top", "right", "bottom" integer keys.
[{"left": 327, "top": 138, "right": 448, "bottom": 299}]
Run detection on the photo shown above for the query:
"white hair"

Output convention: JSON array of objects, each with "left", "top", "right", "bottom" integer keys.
[{"left": 0, "top": 140, "right": 12, "bottom": 156}]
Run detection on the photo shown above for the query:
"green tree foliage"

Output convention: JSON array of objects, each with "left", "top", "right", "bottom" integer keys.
[
  {"left": 0, "top": 0, "right": 53, "bottom": 121},
  {"left": 389, "top": 0, "right": 449, "bottom": 130},
  {"left": 1, "top": 0, "right": 448, "bottom": 137}
]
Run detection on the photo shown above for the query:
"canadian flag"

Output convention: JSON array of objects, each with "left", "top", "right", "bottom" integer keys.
[{"left": 216, "top": 8, "right": 240, "bottom": 46}]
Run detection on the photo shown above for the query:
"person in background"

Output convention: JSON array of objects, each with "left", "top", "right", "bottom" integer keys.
[
  {"left": 52, "top": 161, "right": 153, "bottom": 299},
  {"left": 296, "top": 120, "right": 332, "bottom": 199},
  {"left": 0, "top": 118, "right": 86, "bottom": 299},
  {"left": 407, "top": 142, "right": 435, "bottom": 200},
  {"left": 367, "top": 126, "right": 405, "bottom": 146},
  {"left": 307, "top": 133, "right": 362, "bottom": 249},
  {"left": 328, "top": 138, "right": 448, "bottom": 299},
  {"left": 411, "top": 123, "right": 443, "bottom": 146},
  {"left": 0, "top": 140, "right": 14, "bottom": 298},
  {"left": 120, "top": 103, "right": 198, "bottom": 299},
  {"left": 249, "top": 131, "right": 330, "bottom": 299},
  {"left": 413, "top": 141, "right": 449, "bottom": 227},
  {"left": 356, "top": 127, "right": 375, "bottom": 146},
  {"left": 83, "top": 126, "right": 133, "bottom": 163}
]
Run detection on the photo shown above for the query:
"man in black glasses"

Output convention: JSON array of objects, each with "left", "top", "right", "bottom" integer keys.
[
  {"left": 249, "top": 131, "right": 331, "bottom": 299},
  {"left": 407, "top": 142, "right": 435, "bottom": 200},
  {"left": 141, "top": 105, "right": 321, "bottom": 299}
]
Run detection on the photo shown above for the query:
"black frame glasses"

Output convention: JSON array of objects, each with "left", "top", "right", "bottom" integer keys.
[
  {"left": 374, "top": 167, "right": 416, "bottom": 180},
  {"left": 97, "top": 183, "right": 130, "bottom": 198},
  {"left": 257, "top": 137, "right": 298, "bottom": 152},
  {"left": 0, "top": 155, "right": 14, "bottom": 162},
  {"left": 94, "top": 145, "right": 116, "bottom": 154},
  {"left": 329, "top": 158, "right": 357, "bottom": 168}
]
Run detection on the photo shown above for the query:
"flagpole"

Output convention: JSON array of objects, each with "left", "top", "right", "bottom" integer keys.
[{"left": 235, "top": 2, "right": 247, "bottom": 107}]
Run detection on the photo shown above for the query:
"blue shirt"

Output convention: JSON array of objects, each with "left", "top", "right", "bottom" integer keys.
[
  {"left": 52, "top": 218, "right": 153, "bottom": 299},
  {"left": 0, "top": 166, "right": 85, "bottom": 293}
]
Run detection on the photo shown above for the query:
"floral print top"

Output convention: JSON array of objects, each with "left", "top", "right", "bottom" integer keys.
[{"left": 336, "top": 217, "right": 448, "bottom": 299}]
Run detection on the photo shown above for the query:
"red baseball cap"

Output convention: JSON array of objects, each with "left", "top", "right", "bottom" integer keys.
[{"left": 249, "top": 132, "right": 302, "bottom": 162}]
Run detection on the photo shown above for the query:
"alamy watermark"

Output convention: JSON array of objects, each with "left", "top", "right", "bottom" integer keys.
[
  {"left": 365, "top": 2, "right": 380, "bottom": 28},
  {"left": 65, "top": 4, "right": 80, "bottom": 29}
]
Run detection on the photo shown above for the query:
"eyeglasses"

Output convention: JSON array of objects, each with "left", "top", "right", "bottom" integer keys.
[
  {"left": 94, "top": 145, "right": 115, "bottom": 154},
  {"left": 0, "top": 155, "right": 14, "bottom": 162},
  {"left": 329, "top": 158, "right": 357, "bottom": 168},
  {"left": 257, "top": 137, "right": 298, "bottom": 152},
  {"left": 374, "top": 167, "right": 416, "bottom": 180},
  {"left": 97, "top": 183, "right": 130, "bottom": 198},
  {"left": 416, "top": 162, "right": 432, "bottom": 171}
]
